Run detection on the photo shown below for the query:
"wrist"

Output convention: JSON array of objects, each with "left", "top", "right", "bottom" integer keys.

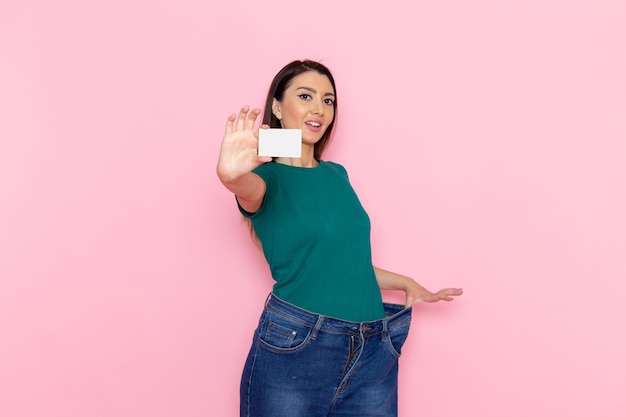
[{"left": 401, "top": 276, "right": 417, "bottom": 293}]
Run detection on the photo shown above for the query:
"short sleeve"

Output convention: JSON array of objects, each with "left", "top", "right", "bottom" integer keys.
[{"left": 324, "top": 161, "right": 350, "bottom": 182}]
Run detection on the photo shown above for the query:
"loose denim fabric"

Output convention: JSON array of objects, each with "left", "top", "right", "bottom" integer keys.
[{"left": 241, "top": 293, "right": 412, "bottom": 417}]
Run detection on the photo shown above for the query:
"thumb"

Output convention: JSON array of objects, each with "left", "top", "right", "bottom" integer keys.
[{"left": 405, "top": 295, "right": 414, "bottom": 308}]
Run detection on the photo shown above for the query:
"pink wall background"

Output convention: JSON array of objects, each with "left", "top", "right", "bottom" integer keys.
[{"left": 1, "top": 1, "right": 625, "bottom": 416}]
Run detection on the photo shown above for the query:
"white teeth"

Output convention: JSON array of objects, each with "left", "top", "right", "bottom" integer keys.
[{"left": 306, "top": 121, "right": 320, "bottom": 127}]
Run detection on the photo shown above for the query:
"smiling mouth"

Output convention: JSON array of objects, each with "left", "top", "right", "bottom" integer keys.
[{"left": 305, "top": 121, "right": 321, "bottom": 128}]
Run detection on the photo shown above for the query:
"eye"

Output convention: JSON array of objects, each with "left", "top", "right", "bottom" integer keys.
[
  {"left": 298, "top": 94, "right": 312, "bottom": 100},
  {"left": 323, "top": 98, "right": 335, "bottom": 105}
]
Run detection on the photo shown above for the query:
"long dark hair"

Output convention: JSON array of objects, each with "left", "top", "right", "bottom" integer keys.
[
  {"left": 262, "top": 60, "right": 338, "bottom": 159},
  {"left": 244, "top": 60, "right": 338, "bottom": 246}
]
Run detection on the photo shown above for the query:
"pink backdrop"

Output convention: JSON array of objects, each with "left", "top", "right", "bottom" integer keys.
[{"left": 1, "top": 1, "right": 625, "bottom": 416}]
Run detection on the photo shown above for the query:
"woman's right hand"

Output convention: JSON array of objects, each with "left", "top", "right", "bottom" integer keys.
[{"left": 217, "top": 106, "right": 272, "bottom": 183}]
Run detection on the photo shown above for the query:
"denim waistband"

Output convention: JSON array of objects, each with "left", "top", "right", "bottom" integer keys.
[{"left": 264, "top": 293, "right": 412, "bottom": 337}]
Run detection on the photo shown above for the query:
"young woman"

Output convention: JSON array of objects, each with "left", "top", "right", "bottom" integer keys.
[{"left": 217, "top": 60, "right": 462, "bottom": 417}]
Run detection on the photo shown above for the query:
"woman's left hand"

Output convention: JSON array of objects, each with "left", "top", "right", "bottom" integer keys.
[{"left": 405, "top": 286, "right": 463, "bottom": 307}]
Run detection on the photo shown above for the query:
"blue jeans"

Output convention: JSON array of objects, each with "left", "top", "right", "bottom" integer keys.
[{"left": 240, "top": 293, "right": 412, "bottom": 417}]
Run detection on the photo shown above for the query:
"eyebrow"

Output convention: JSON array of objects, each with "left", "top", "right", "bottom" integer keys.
[{"left": 296, "top": 86, "right": 335, "bottom": 97}]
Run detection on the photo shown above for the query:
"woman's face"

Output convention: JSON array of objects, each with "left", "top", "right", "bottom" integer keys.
[{"left": 272, "top": 71, "right": 335, "bottom": 147}]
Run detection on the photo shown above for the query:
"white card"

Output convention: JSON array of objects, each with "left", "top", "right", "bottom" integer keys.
[{"left": 258, "top": 128, "right": 302, "bottom": 157}]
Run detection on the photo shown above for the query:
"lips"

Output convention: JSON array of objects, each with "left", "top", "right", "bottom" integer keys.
[{"left": 305, "top": 120, "right": 323, "bottom": 132}]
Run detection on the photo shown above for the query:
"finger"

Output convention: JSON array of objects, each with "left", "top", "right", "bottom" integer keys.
[
  {"left": 244, "top": 108, "right": 262, "bottom": 131},
  {"left": 439, "top": 288, "right": 462, "bottom": 300},
  {"left": 447, "top": 288, "right": 463, "bottom": 296},
  {"left": 255, "top": 123, "right": 270, "bottom": 139},
  {"left": 235, "top": 106, "right": 250, "bottom": 131},
  {"left": 225, "top": 113, "right": 236, "bottom": 133}
]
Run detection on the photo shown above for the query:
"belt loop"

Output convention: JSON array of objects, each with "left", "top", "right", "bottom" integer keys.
[
  {"left": 382, "top": 318, "right": 389, "bottom": 341},
  {"left": 310, "top": 316, "right": 324, "bottom": 340},
  {"left": 264, "top": 292, "right": 272, "bottom": 308}
]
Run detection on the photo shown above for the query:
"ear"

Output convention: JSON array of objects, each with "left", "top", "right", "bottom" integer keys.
[{"left": 271, "top": 98, "right": 282, "bottom": 120}]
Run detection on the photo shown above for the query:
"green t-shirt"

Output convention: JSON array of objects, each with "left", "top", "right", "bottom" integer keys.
[{"left": 238, "top": 160, "right": 384, "bottom": 322}]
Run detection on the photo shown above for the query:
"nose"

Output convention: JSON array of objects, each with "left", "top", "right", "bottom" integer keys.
[{"left": 311, "top": 99, "right": 324, "bottom": 115}]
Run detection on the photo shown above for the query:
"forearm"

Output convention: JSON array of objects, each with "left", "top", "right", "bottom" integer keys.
[
  {"left": 374, "top": 266, "right": 425, "bottom": 292},
  {"left": 217, "top": 168, "right": 265, "bottom": 202}
]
